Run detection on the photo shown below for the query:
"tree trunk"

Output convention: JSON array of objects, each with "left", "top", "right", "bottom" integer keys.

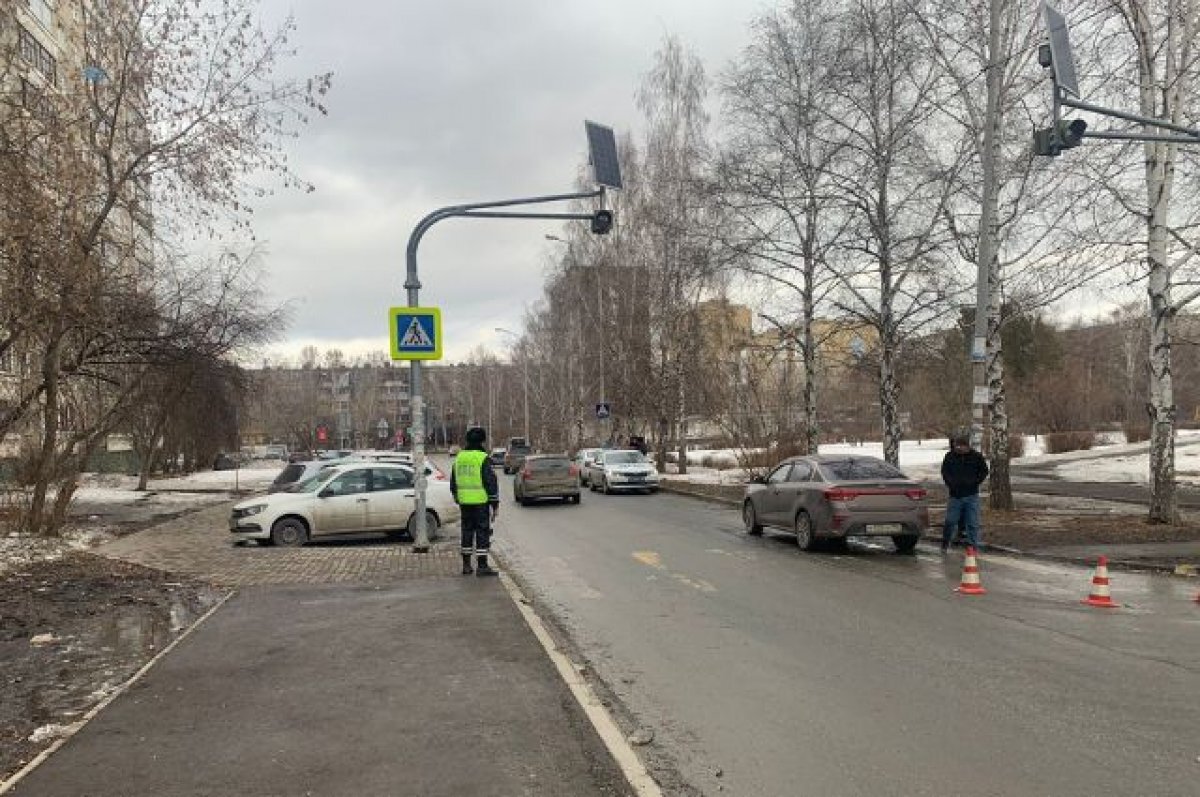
[
  {"left": 879, "top": 338, "right": 901, "bottom": 466},
  {"left": 1147, "top": 270, "right": 1177, "bottom": 523},
  {"left": 987, "top": 276, "right": 1012, "bottom": 510},
  {"left": 675, "top": 360, "right": 688, "bottom": 475}
]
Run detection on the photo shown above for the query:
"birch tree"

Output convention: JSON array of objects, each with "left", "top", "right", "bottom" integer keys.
[
  {"left": 824, "top": 0, "right": 962, "bottom": 465},
  {"left": 717, "top": 0, "right": 849, "bottom": 455},
  {"left": 1072, "top": 0, "right": 1200, "bottom": 522}
]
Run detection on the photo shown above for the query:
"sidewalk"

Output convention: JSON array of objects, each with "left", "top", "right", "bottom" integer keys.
[{"left": 4, "top": 561, "right": 635, "bottom": 796}]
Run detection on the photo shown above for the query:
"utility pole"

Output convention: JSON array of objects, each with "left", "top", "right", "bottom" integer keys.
[{"left": 971, "top": 0, "right": 1003, "bottom": 458}]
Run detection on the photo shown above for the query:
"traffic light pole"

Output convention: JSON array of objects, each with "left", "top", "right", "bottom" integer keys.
[{"left": 403, "top": 188, "right": 607, "bottom": 552}]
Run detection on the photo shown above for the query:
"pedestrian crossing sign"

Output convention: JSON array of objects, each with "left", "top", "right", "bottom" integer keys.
[{"left": 389, "top": 307, "right": 443, "bottom": 360}]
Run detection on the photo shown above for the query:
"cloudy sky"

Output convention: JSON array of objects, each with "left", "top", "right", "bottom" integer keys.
[{"left": 238, "top": 0, "right": 766, "bottom": 364}]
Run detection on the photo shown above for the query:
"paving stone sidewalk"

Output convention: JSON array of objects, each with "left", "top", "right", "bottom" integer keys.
[{"left": 96, "top": 502, "right": 462, "bottom": 586}]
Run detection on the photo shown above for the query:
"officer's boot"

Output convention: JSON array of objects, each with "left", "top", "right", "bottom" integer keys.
[
  {"left": 461, "top": 554, "right": 474, "bottom": 575},
  {"left": 475, "top": 554, "right": 498, "bottom": 577}
]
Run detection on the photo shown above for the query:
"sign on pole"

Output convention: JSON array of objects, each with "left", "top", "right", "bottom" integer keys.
[
  {"left": 389, "top": 307, "right": 443, "bottom": 361},
  {"left": 595, "top": 402, "right": 611, "bottom": 420}
]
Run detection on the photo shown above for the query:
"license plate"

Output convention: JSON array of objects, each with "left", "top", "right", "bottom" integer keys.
[{"left": 866, "top": 523, "right": 903, "bottom": 533}]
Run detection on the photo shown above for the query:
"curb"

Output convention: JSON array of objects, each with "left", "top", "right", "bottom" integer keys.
[{"left": 497, "top": 571, "right": 664, "bottom": 797}]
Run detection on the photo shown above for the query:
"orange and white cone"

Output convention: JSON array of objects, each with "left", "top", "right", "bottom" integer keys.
[
  {"left": 1082, "top": 556, "right": 1120, "bottom": 608},
  {"left": 955, "top": 546, "right": 987, "bottom": 595}
]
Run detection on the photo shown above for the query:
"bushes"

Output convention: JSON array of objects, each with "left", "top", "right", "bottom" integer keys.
[{"left": 1043, "top": 431, "right": 1096, "bottom": 454}]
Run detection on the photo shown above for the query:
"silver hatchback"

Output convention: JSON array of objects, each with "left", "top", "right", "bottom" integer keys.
[{"left": 742, "top": 455, "right": 929, "bottom": 552}]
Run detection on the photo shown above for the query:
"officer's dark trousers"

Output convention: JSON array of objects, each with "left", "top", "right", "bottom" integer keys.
[{"left": 460, "top": 505, "right": 492, "bottom": 555}]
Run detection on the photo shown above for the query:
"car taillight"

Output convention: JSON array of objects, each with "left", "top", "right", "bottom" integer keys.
[
  {"left": 823, "top": 488, "right": 860, "bottom": 502},
  {"left": 521, "top": 468, "right": 532, "bottom": 479},
  {"left": 569, "top": 464, "right": 579, "bottom": 477},
  {"left": 905, "top": 488, "right": 927, "bottom": 500}
]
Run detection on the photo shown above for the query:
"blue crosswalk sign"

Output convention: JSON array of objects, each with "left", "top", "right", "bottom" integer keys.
[
  {"left": 596, "top": 402, "right": 611, "bottom": 419},
  {"left": 389, "top": 307, "right": 443, "bottom": 360}
]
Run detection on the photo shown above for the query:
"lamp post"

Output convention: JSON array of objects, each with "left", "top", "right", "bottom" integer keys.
[{"left": 495, "top": 327, "right": 530, "bottom": 441}]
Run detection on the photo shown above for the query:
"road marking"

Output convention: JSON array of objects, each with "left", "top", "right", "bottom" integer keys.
[
  {"left": 499, "top": 573, "right": 665, "bottom": 797},
  {"left": 634, "top": 551, "right": 717, "bottom": 593},
  {"left": 632, "top": 551, "right": 664, "bottom": 570}
]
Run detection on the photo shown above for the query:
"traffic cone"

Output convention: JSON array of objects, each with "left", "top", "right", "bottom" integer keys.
[
  {"left": 955, "top": 546, "right": 987, "bottom": 595},
  {"left": 1082, "top": 556, "right": 1120, "bottom": 608}
]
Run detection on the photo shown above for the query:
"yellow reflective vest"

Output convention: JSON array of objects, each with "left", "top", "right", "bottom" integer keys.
[{"left": 453, "top": 449, "right": 490, "bottom": 505}]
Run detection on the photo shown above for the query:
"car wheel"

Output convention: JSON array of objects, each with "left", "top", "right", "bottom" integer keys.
[
  {"left": 270, "top": 517, "right": 308, "bottom": 547},
  {"left": 406, "top": 510, "right": 440, "bottom": 540},
  {"left": 892, "top": 534, "right": 919, "bottom": 554},
  {"left": 743, "top": 501, "right": 763, "bottom": 535},
  {"left": 570, "top": 494, "right": 581, "bottom": 504},
  {"left": 794, "top": 511, "right": 817, "bottom": 551}
]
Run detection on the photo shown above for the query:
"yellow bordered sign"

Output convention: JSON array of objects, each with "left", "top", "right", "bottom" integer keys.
[{"left": 389, "top": 307, "right": 443, "bottom": 361}]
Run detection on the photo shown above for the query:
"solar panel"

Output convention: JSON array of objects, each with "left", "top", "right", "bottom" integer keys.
[
  {"left": 584, "top": 120, "right": 623, "bottom": 189},
  {"left": 1042, "top": 2, "right": 1080, "bottom": 98}
]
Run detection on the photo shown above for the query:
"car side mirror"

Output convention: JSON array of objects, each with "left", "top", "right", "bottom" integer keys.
[
  {"left": 318, "top": 488, "right": 334, "bottom": 498},
  {"left": 749, "top": 475, "right": 766, "bottom": 485}
]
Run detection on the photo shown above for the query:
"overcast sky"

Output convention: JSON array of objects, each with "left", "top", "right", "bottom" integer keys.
[{"left": 237, "top": 0, "right": 766, "bottom": 365}]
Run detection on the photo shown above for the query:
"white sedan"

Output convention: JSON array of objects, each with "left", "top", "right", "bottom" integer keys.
[
  {"left": 229, "top": 462, "right": 460, "bottom": 546},
  {"left": 589, "top": 449, "right": 660, "bottom": 494}
]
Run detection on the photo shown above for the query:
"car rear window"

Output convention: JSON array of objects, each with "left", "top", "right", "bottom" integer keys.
[
  {"left": 509, "top": 446, "right": 532, "bottom": 455},
  {"left": 820, "top": 459, "right": 905, "bottom": 480},
  {"left": 530, "top": 458, "right": 570, "bottom": 472}
]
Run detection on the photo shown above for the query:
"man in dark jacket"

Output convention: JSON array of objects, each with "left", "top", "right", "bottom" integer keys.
[
  {"left": 940, "top": 432, "right": 989, "bottom": 552},
  {"left": 451, "top": 426, "right": 501, "bottom": 576}
]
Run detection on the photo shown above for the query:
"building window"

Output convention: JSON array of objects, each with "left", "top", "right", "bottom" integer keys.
[
  {"left": 18, "top": 24, "right": 57, "bottom": 86},
  {"left": 27, "top": 1, "right": 56, "bottom": 31},
  {"left": 19, "top": 77, "right": 53, "bottom": 120}
]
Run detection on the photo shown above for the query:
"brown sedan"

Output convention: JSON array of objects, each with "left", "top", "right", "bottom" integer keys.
[{"left": 742, "top": 455, "right": 929, "bottom": 552}]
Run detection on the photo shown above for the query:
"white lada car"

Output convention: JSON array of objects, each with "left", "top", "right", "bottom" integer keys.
[{"left": 230, "top": 462, "right": 459, "bottom": 546}]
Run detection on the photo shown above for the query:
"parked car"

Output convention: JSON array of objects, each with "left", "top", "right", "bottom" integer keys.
[
  {"left": 213, "top": 452, "right": 238, "bottom": 471},
  {"left": 573, "top": 448, "right": 602, "bottom": 486},
  {"left": 503, "top": 442, "right": 533, "bottom": 475},
  {"left": 514, "top": 454, "right": 581, "bottom": 506},
  {"left": 490, "top": 447, "right": 507, "bottom": 466},
  {"left": 589, "top": 449, "right": 660, "bottom": 494},
  {"left": 230, "top": 462, "right": 460, "bottom": 547},
  {"left": 333, "top": 454, "right": 447, "bottom": 482},
  {"left": 741, "top": 455, "right": 928, "bottom": 553},
  {"left": 269, "top": 460, "right": 333, "bottom": 493}
]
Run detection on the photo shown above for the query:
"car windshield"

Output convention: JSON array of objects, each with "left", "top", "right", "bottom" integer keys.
[
  {"left": 274, "top": 464, "right": 305, "bottom": 484},
  {"left": 605, "top": 451, "right": 646, "bottom": 464},
  {"left": 820, "top": 458, "right": 905, "bottom": 480},
  {"left": 291, "top": 472, "right": 331, "bottom": 493},
  {"left": 510, "top": 446, "right": 532, "bottom": 455}
]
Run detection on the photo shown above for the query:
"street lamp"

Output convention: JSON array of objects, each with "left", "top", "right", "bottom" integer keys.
[{"left": 495, "top": 327, "right": 530, "bottom": 441}]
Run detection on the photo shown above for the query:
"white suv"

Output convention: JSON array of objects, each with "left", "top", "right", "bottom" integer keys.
[{"left": 230, "top": 462, "right": 459, "bottom": 546}]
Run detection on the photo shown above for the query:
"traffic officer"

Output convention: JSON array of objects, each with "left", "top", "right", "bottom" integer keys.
[{"left": 451, "top": 426, "right": 500, "bottom": 576}]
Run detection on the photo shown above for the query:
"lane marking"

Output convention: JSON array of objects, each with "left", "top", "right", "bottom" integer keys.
[{"left": 632, "top": 551, "right": 664, "bottom": 570}]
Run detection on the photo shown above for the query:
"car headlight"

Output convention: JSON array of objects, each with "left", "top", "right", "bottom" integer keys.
[{"left": 237, "top": 504, "right": 267, "bottom": 518}]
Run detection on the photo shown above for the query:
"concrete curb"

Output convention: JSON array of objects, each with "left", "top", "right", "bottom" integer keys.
[{"left": 498, "top": 572, "right": 665, "bottom": 797}]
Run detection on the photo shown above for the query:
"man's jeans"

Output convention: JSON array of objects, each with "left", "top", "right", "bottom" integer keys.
[{"left": 942, "top": 494, "right": 981, "bottom": 549}]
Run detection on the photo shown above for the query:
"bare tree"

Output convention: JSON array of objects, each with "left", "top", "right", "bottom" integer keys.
[
  {"left": 717, "top": 0, "right": 852, "bottom": 455},
  {"left": 824, "top": 0, "right": 963, "bottom": 465}
]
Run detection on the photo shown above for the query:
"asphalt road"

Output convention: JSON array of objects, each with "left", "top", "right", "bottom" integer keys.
[{"left": 491, "top": 478, "right": 1200, "bottom": 797}]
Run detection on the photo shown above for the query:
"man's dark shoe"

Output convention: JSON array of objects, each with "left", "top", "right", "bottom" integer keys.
[
  {"left": 461, "top": 555, "right": 474, "bottom": 575},
  {"left": 476, "top": 565, "right": 499, "bottom": 577}
]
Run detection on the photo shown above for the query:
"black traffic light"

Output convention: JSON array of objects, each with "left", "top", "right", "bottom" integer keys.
[
  {"left": 1033, "top": 118, "right": 1087, "bottom": 156},
  {"left": 590, "top": 209, "right": 613, "bottom": 235}
]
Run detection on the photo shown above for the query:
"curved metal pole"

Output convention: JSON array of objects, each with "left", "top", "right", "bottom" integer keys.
[{"left": 403, "top": 188, "right": 603, "bottom": 552}]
